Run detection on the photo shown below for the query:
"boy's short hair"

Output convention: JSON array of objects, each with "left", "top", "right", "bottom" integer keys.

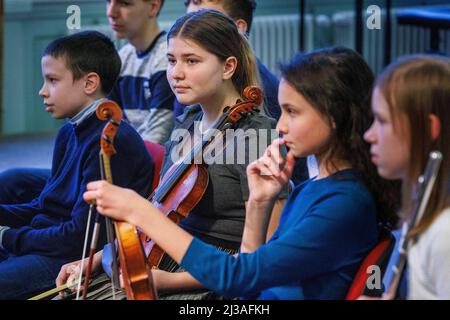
[
  {"left": 183, "top": 0, "right": 256, "bottom": 31},
  {"left": 43, "top": 31, "right": 121, "bottom": 95}
]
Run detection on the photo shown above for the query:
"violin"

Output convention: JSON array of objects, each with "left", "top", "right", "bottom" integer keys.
[
  {"left": 141, "top": 86, "right": 263, "bottom": 268},
  {"left": 82, "top": 100, "right": 156, "bottom": 300}
]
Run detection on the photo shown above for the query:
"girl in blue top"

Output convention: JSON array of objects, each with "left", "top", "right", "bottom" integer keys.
[{"left": 83, "top": 46, "right": 398, "bottom": 299}]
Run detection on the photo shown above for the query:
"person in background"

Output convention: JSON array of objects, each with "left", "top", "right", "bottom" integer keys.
[
  {"left": 363, "top": 55, "right": 450, "bottom": 299},
  {"left": 183, "top": 0, "right": 309, "bottom": 184}
]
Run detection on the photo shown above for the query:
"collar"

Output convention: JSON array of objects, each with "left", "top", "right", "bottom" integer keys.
[{"left": 70, "top": 98, "right": 107, "bottom": 127}]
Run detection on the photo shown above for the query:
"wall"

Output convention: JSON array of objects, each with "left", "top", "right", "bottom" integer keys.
[{"left": 1, "top": 0, "right": 449, "bottom": 136}]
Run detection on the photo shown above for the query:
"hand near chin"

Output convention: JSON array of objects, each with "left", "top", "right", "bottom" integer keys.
[{"left": 247, "top": 138, "right": 295, "bottom": 203}]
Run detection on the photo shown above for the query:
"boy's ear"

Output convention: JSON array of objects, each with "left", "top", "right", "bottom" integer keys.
[
  {"left": 223, "top": 56, "right": 237, "bottom": 81},
  {"left": 148, "top": 0, "right": 162, "bottom": 17},
  {"left": 429, "top": 113, "right": 441, "bottom": 141},
  {"left": 234, "top": 19, "right": 249, "bottom": 34},
  {"left": 84, "top": 72, "right": 101, "bottom": 95}
]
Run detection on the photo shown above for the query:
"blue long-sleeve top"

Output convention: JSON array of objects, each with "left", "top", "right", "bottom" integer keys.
[
  {"left": 180, "top": 169, "right": 379, "bottom": 299},
  {"left": 0, "top": 110, "right": 154, "bottom": 259}
]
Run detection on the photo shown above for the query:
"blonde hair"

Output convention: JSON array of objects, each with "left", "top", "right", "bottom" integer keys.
[{"left": 376, "top": 55, "right": 450, "bottom": 237}]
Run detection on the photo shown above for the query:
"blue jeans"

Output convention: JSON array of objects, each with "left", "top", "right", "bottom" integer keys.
[
  {"left": 0, "top": 247, "right": 70, "bottom": 299},
  {"left": 0, "top": 168, "right": 50, "bottom": 204}
]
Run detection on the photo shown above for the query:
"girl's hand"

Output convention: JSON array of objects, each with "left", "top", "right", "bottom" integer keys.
[
  {"left": 83, "top": 181, "right": 148, "bottom": 225},
  {"left": 247, "top": 138, "right": 295, "bottom": 203}
]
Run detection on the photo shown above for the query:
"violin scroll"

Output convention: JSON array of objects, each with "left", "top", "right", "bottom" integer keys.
[
  {"left": 243, "top": 85, "right": 263, "bottom": 106},
  {"left": 227, "top": 86, "right": 263, "bottom": 123},
  {"left": 96, "top": 101, "right": 123, "bottom": 158},
  {"left": 96, "top": 100, "right": 123, "bottom": 122}
]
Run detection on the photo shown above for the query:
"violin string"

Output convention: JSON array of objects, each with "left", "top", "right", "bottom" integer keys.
[
  {"left": 100, "top": 153, "right": 118, "bottom": 300},
  {"left": 154, "top": 112, "right": 232, "bottom": 203},
  {"left": 76, "top": 203, "right": 94, "bottom": 300},
  {"left": 104, "top": 216, "right": 117, "bottom": 300}
]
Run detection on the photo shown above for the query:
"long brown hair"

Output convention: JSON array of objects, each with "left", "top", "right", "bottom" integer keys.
[
  {"left": 167, "top": 9, "right": 260, "bottom": 99},
  {"left": 280, "top": 47, "right": 400, "bottom": 227},
  {"left": 376, "top": 55, "right": 450, "bottom": 237}
]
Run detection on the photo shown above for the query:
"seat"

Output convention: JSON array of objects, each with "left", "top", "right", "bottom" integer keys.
[
  {"left": 346, "top": 232, "right": 396, "bottom": 300},
  {"left": 144, "top": 141, "right": 165, "bottom": 191}
]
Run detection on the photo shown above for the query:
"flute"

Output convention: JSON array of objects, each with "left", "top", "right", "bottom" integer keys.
[{"left": 386, "top": 151, "right": 443, "bottom": 298}]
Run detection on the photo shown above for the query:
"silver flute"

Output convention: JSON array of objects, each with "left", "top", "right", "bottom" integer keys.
[{"left": 386, "top": 150, "right": 443, "bottom": 298}]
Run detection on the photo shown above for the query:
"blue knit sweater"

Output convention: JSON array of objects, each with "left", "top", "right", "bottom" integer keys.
[
  {"left": 181, "top": 169, "right": 379, "bottom": 299},
  {"left": 0, "top": 112, "right": 153, "bottom": 259}
]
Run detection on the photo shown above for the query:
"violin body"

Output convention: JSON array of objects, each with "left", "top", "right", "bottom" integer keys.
[
  {"left": 115, "top": 221, "right": 156, "bottom": 299},
  {"left": 141, "top": 164, "right": 209, "bottom": 268}
]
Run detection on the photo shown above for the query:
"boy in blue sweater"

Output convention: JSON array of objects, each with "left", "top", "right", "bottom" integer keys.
[
  {"left": 0, "top": 31, "right": 154, "bottom": 300},
  {"left": 0, "top": 0, "right": 176, "bottom": 206}
]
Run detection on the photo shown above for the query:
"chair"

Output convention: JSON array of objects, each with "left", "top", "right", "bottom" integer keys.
[
  {"left": 144, "top": 141, "right": 165, "bottom": 191},
  {"left": 346, "top": 232, "right": 396, "bottom": 300}
]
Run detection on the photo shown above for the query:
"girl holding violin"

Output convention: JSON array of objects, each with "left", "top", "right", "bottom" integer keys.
[
  {"left": 363, "top": 55, "right": 450, "bottom": 299},
  {"left": 55, "top": 9, "right": 287, "bottom": 299},
  {"left": 83, "top": 45, "right": 399, "bottom": 299}
]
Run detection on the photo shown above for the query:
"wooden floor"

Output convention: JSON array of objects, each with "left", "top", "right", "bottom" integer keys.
[{"left": 0, "top": 133, "right": 54, "bottom": 172}]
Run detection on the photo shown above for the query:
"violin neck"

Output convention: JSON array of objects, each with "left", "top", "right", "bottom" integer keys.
[
  {"left": 154, "top": 112, "right": 232, "bottom": 203},
  {"left": 100, "top": 152, "right": 114, "bottom": 184}
]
